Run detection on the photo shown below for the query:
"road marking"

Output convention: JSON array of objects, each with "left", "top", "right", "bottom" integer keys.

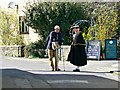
[
  {"left": 15, "top": 79, "right": 32, "bottom": 88},
  {"left": 47, "top": 80, "right": 88, "bottom": 84}
]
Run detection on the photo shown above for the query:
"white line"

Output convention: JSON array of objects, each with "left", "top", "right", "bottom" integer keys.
[{"left": 47, "top": 80, "right": 88, "bottom": 84}]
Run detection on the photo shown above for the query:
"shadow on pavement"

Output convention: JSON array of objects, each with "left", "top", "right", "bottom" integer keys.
[{"left": 1, "top": 69, "right": 119, "bottom": 89}]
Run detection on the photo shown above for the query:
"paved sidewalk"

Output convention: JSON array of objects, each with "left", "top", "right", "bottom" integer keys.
[
  {"left": 1, "top": 56, "right": 119, "bottom": 73},
  {"left": 1, "top": 56, "right": 119, "bottom": 80}
]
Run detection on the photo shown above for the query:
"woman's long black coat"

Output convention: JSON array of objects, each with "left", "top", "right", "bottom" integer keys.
[{"left": 67, "top": 32, "right": 87, "bottom": 66}]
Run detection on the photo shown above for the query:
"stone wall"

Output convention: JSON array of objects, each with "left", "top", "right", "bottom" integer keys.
[
  {"left": 56, "top": 45, "right": 70, "bottom": 61},
  {"left": 0, "top": 45, "right": 70, "bottom": 59},
  {"left": 62, "top": 45, "right": 70, "bottom": 60},
  {"left": 0, "top": 45, "right": 24, "bottom": 57},
  {"left": 27, "top": 45, "right": 70, "bottom": 60}
]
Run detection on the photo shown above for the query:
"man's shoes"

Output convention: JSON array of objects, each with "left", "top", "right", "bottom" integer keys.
[
  {"left": 73, "top": 69, "right": 80, "bottom": 72},
  {"left": 57, "top": 68, "right": 61, "bottom": 71},
  {"left": 51, "top": 68, "right": 54, "bottom": 71},
  {"left": 52, "top": 69, "right": 54, "bottom": 71},
  {"left": 55, "top": 68, "right": 61, "bottom": 71}
]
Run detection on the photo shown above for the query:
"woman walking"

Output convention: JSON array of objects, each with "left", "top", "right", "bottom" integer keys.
[{"left": 67, "top": 25, "right": 87, "bottom": 72}]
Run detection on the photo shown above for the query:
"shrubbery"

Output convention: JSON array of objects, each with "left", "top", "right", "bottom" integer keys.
[{"left": 24, "top": 40, "right": 48, "bottom": 58}]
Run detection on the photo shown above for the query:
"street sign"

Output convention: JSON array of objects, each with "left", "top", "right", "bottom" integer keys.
[
  {"left": 105, "top": 39, "right": 117, "bottom": 59},
  {"left": 86, "top": 40, "right": 101, "bottom": 60}
]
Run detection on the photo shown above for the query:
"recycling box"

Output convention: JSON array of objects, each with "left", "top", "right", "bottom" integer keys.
[{"left": 105, "top": 39, "right": 117, "bottom": 59}]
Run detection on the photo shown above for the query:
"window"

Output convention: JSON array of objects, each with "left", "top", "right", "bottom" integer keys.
[{"left": 19, "top": 16, "right": 29, "bottom": 34}]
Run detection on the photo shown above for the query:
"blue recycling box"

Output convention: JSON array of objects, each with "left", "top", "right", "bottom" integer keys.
[{"left": 105, "top": 39, "right": 117, "bottom": 59}]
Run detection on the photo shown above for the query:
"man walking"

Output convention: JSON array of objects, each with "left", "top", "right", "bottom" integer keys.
[{"left": 46, "top": 25, "right": 63, "bottom": 71}]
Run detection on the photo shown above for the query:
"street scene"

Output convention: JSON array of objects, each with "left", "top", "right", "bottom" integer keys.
[
  {"left": 0, "top": 56, "right": 119, "bottom": 89},
  {"left": 0, "top": 0, "right": 120, "bottom": 89}
]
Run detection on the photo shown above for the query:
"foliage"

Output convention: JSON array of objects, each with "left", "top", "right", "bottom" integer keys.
[
  {"left": 116, "top": 2, "right": 120, "bottom": 39},
  {"left": 24, "top": 2, "right": 87, "bottom": 45},
  {"left": 83, "top": 2, "right": 119, "bottom": 47},
  {"left": 24, "top": 2, "right": 120, "bottom": 59},
  {"left": 0, "top": 9, "right": 24, "bottom": 45},
  {"left": 24, "top": 40, "right": 47, "bottom": 58}
]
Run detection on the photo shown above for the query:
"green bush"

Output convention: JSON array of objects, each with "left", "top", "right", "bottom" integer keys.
[
  {"left": 25, "top": 2, "right": 86, "bottom": 45},
  {"left": 24, "top": 40, "right": 48, "bottom": 58}
]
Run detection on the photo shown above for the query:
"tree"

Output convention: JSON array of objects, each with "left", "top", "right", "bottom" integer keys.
[
  {"left": 24, "top": 2, "right": 87, "bottom": 45},
  {"left": 116, "top": 2, "right": 120, "bottom": 39},
  {"left": 83, "top": 2, "right": 119, "bottom": 46},
  {"left": 0, "top": 9, "right": 24, "bottom": 45},
  {"left": 25, "top": 2, "right": 119, "bottom": 47}
]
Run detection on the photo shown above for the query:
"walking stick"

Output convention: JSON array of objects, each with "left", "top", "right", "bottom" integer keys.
[
  {"left": 61, "top": 43, "right": 65, "bottom": 71},
  {"left": 59, "top": 45, "right": 62, "bottom": 61},
  {"left": 56, "top": 46, "right": 59, "bottom": 71}
]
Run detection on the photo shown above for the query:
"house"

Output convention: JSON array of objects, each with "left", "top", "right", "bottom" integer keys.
[
  {"left": 0, "top": 0, "right": 42, "bottom": 57},
  {"left": 0, "top": 0, "right": 40, "bottom": 45}
]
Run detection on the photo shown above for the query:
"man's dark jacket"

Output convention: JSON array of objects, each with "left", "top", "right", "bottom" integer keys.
[{"left": 46, "top": 31, "right": 63, "bottom": 49}]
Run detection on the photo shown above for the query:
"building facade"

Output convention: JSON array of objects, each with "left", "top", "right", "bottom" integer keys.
[{"left": 0, "top": 0, "right": 41, "bottom": 45}]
